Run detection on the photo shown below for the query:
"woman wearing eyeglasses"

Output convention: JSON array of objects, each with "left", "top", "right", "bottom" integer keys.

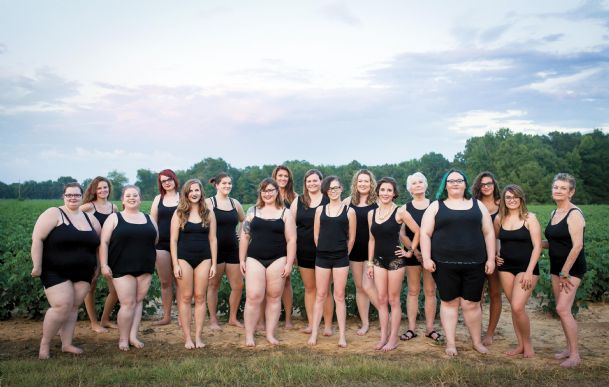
[
  {"left": 494, "top": 184, "right": 541, "bottom": 358},
  {"left": 542, "top": 173, "right": 586, "bottom": 368},
  {"left": 367, "top": 177, "right": 420, "bottom": 352},
  {"left": 206, "top": 173, "right": 246, "bottom": 330},
  {"left": 100, "top": 185, "right": 158, "bottom": 351},
  {"left": 31, "top": 182, "right": 101, "bottom": 359},
  {"left": 271, "top": 165, "right": 297, "bottom": 329},
  {"left": 472, "top": 171, "right": 502, "bottom": 346},
  {"left": 420, "top": 169, "right": 495, "bottom": 356},
  {"left": 150, "top": 169, "right": 180, "bottom": 325},
  {"left": 240, "top": 178, "right": 296, "bottom": 346},
  {"left": 307, "top": 176, "right": 356, "bottom": 348},
  {"left": 292, "top": 169, "right": 333, "bottom": 335},
  {"left": 80, "top": 176, "right": 119, "bottom": 333}
]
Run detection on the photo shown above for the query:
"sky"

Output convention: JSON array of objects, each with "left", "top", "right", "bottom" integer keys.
[{"left": 1, "top": 0, "right": 608, "bottom": 183}]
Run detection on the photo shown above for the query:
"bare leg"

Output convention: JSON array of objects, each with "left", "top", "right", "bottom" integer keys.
[
  {"left": 440, "top": 299, "right": 459, "bottom": 356},
  {"left": 483, "top": 271, "right": 502, "bottom": 346},
  {"left": 498, "top": 272, "right": 522, "bottom": 356},
  {"left": 422, "top": 270, "right": 437, "bottom": 335},
  {"left": 350, "top": 261, "right": 370, "bottom": 335},
  {"left": 244, "top": 259, "right": 266, "bottom": 347},
  {"left": 39, "top": 282, "right": 74, "bottom": 359},
  {"left": 226, "top": 263, "right": 244, "bottom": 327},
  {"left": 84, "top": 270, "right": 106, "bottom": 332},
  {"left": 265, "top": 258, "right": 287, "bottom": 345},
  {"left": 129, "top": 274, "right": 152, "bottom": 349},
  {"left": 373, "top": 266, "right": 389, "bottom": 350},
  {"left": 307, "top": 267, "right": 332, "bottom": 345},
  {"left": 511, "top": 273, "right": 538, "bottom": 358},
  {"left": 176, "top": 261, "right": 195, "bottom": 349},
  {"left": 282, "top": 273, "right": 294, "bottom": 329},
  {"left": 382, "top": 268, "right": 405, "bottom": 352},
  {"left": 193, "top": 260, "right": 212, "bottom": 348},
  {"left": 153, "top": 249, "right": 174, "bottom": 325},
  {"left": 322, "top": 288, "right": 334, "bottom": 336},
  {"left": 333, "top": 266, "right": 349, "bottom": 348},
  {"left": 299, "top": 267, "right": 316, "bottom": 333},
  {"left": 207, "top": 262, "right": 225, "bottom": 330},
  {"left": 553, "top": 275, "right": 582, "bottom": 368},
  {"left": 462, "top": 299, "right": 488, "bottom": 354},
  {"left": 60, "top": 281, "right": 90, "bottom": 354},
  {"left": 113, "top": 275, "right": 138, "bottom": 351},
  {"left": 100, "top": 277, "right": 118, "bottom": 329},
  {"left": 405, "top": 266, "right": 421, "bottom": 333}
]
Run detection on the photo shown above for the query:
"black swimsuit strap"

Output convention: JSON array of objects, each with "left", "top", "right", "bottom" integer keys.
[
  {"left": 57, "top": 207, "right": 67, "bottom": 224},
  {"left": 280, "top": 207, "right": 286, "bottom": 219},
  {"left": 83, "top": 212, "right": 94, "bottom": 228},
  {"left": 91, "top": 202, "right": 98, "bottom": 211},
  {"left": 211, "top": 196, "right": 217, "bottom": 208},
  {"left": 229, "top": 197, "right": 235, "bottom": 209}
]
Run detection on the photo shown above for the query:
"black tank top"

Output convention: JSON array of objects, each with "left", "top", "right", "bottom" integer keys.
[
  {"left": 404, "top": 201, "right": 427, "bottom": 240},
  {"left": 178, "top": 221, "right": 211, "bottom": 259},
  {"left": 349, "top": 202, "right": 378, "bottom": 260},
  {"left": 296, "top": 195, "right": 329, "bottom": 259},
  {"left": 498, "top": 223, "right": 533, "bottom": 262},
  {"left": 211, "top": 196, "right": 239, "bottom": 255},
  {"left": 92, "top": 202, "right": 114, "bottom": 226},
  {"left": 42, "top": 208, "right": 99, "bottom": 272},
  {"left": 109, "top": 212, "right": 157, "bottom": 274},
  {"left": 431, "top": 199, "right": 487, "bottom": 264},
  {"left": 491, "top": 210, "right": 499, "bottom": 222},
  {"left": 157, "top": 197, "right": 177, "bottom": 244},
  {"left": 247, "top": 208, "right": 287, "bottom": 260},
  {"left": 544, "top": 208, "right": 586, "bottom": 272},
  {"left": 317, "top": 205, "right": 349, "bottom": 258},
  {"left": 370, "top": 206, "right": 401, "bottom": 258}
]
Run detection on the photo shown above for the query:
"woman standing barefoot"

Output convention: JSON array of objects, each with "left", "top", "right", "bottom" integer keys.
[{"left": 171, "top": 179, "right": 217, "bottom": 349}]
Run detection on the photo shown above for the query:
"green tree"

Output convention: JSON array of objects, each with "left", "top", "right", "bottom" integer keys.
[{"left": 107, "top": 170, "right": 129, "bottom": 200}]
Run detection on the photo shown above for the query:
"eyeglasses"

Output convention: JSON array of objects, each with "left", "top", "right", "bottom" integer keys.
[
  {"left": 160, "top": 179, "right": 174, "bottom": 185},
  {"left": 480, "top": 182, "right": 494, "bottom": 188},
  {"left": 64, "top": 194, "right": 82, "bottom": 199},
  {"left": 446, "top": 179, "right": 465, "bottom": 184},
  {"left": 505, "top": 196, "right": 521, "bottom": 202},
  {"left": 328, "top": 186, "right": 342, "bottom": 192},
  {"left": 261, "top": 189, "right": 277, "bottom": 194}
]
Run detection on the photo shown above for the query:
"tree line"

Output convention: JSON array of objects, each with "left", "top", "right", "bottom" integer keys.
[{"left": 2, "top": 129, "right": 607, "bottom": 204}]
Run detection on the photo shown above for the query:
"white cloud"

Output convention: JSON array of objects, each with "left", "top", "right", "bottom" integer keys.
[
  {"left": 447, "top": 59, "right": 513, "bottom": 72},
  {"left": 520, "top": 68, "right": 602, "bottom": 96}
]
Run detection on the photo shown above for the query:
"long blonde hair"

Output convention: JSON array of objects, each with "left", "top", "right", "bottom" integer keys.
[
  {"left": 350, "top": 169, "right": 378, "bottom": 205},
  {"left": 498, "top": 184, "right": 529, "bottom": 222},
  {"left": 176, "top": 179, "right": 210, "bottom": 229}
]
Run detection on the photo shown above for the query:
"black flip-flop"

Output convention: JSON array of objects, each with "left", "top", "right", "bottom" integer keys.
[
  {"left": 425, "top": 330, "right": 442, "bottom": 342},
  {"left": 399, "top": 329, "right": 417, "bottom": 341}
]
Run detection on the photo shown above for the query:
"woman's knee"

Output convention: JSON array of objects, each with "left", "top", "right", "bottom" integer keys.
[{"left": 194, "top": 292, "right": 206, "bottom": 305}]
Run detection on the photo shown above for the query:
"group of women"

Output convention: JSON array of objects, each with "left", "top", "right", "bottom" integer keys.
[{"left": 31, "top": 167, "right": 586, "bottom": 368}]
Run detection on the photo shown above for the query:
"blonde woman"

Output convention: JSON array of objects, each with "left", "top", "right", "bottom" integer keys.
[{"left": 170, "top": 179, "right": 217, "bottom": 349}]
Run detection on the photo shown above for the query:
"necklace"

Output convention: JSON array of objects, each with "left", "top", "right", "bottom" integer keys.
[
  {"left": 328, "top": 204, "right": 343, "bottom": 217},
  {"left": 377, "top": 204, "right": 395, "bottom": 221}
]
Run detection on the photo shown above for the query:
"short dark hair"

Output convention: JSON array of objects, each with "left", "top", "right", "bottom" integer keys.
[
  {"left": 321, "top": 175, "right": 341, "bottom": 196},
  {"left": 376, "top": 177, "right": 399, "bottom": 200}
]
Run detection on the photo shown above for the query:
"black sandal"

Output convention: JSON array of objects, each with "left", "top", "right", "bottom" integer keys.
[
  {"left": 425, "top": 330, "right": 442, "bottom": 342},
  {"left": 399, "top": 329, "right": 417, "bottom": 341}
]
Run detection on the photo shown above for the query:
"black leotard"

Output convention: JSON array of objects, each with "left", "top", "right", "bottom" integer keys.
[
  {"left": 211, "top": 196, "right": 239, "bottom": 264},
  {"left": 371, "top": 207, "right": 405, "bottom": 270},
  {"left": 296, "top": 195, "right": 329, "bottom": 269},
  {"left": 156, "top": 197, "right": 177, "bottom": 251},
  {"left": 247, "top": 208, "right": 287, "bottom": 268},
  {"left": 498, "top": 223, "right": 539, "bottom": 276},
  {"left": 544, "top": 208, "right": 586, "bottom": 278},
  {"left": 490, "top": 210, "right": 499, "bottom": 223},
  {"left": 348, "top": 202, "right": 377, "bottom": 262},
  {"left": 404, "top": 201, "right": 427, "bottom": 267},
  {"left": 177, "top": 221, "right": 211, "bottom": 268},
  {"left": 431, "top": 199, "right": 486, "bottom": 264},
  {"left": 316, "top": 205, "right": 349, "bottom": 269},
  {"left": 109, "top": 212, "right": 157, "bottom": 278},
  {"left": 41, "top": 208, "right": 99, "bottom": 288},
  {"left": 92, "top": 202, "right": 114, "bottom": 226}
]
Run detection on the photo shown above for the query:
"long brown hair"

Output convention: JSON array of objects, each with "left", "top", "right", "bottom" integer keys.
[
  {"left": 82, "top": 176, "right": 112, "bottom": 204},
  {"left": 498, "top": 184, "right": 529, "bottom": 222},
  {"left": 255, "top": 178, "right": 283, "bottom": 209},
  {"left": 350, "top": 169, "right": 378, "bottom": 205},
  {"left": 299, "top": 169, "right": 323, "bottom": 208},
  {"left": 176, "top": 179, "right": 210, "bottom": 229},
  {"left": 272, "top": 165, "right": 296, "bottom": 204}
]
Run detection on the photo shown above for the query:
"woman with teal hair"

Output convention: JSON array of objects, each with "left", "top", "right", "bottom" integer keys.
[{"left": 420, "top": 169, "right": 496, "bottom": 356}]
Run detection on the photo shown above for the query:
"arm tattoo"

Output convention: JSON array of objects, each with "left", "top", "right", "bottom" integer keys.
[{"left": 243, "top": 219, "right": 251, "bottom": 235}]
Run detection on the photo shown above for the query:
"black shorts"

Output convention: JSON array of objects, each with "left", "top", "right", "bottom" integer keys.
[
  {"left": 217, "top": 248, "right": 239, "bottom": 265},
  {"left": 432, "top": 261, "right": 486, "bottom": 302},
  {"left": 179, "top": 256, "right": 210, "bottom": 269},
  {"left": 297, "top": 255, "right": 316, "bottom": 269},
  {"left": 498, "top": 263, "right": 540, "bottom": 276},
  {"left": 373, "top": 256, "right": 407, "bottom": 271},
  {"left": 249, "top": 256, "right": 283, "bottom": 269},
  {"left": 316, "top": 255, "right": 349, "bottom": 269},
  {"left": 404, "top": 257, "right": 421, "bottom": 267},
  {"left": 155, "top": 241, "right": 170, "bottom": 252},
  {"left": 113, "top": 270, "right": 152, "bottom": 279},
  {"left": 40, "top": 267, "right": 95, "bottom": 289},
  {"left": 550, "top": 256, "right": 586, "bottom": 279},
  {"left": 348, "top": 254, "right": 367, "bottom": 263}
]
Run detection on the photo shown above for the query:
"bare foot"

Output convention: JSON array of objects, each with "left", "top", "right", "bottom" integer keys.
[
  {"left": 61, "top": 344, "right": 84, "bottom": 355},
  {"left": 129, "top": 338, "right": 144, "bottom": 349},
  {"left": 38, "top": 343, "right": 50, "bottom": 360},
  {"left": 381, "top": 339, "right": 398, "bottom": 352},
  {"left": 356, "top": 325, "right": 369, "bottom": 336},
  {"left": 560, "top": 355, "right": 581, "bottom": 368},
  {"left": 284, "top": 321, "right": 294, "bottom": 330},
  {"left": 209, "top": 322, "right": 223, "bottom": 331},
  {"left": 227, "top": 319, "right": 244, "bottom": 328},
  {"left": 301, "top": 325, "right": 312, "bottom": 334},
  {"left": 266, "top": 336, "right": 280, "bottom": 345},
  {"left": 473, "top": 343, "right": 489, "bottom": 354},
  {"left": 195, "top": 338, "right": 206, "bottom": 348},
  {"left": 323, "top": 326, "right": 333, "bottom": 337},
  {"left": 374, "top": 339, "right": 387, "bottom": 350},
  {"left": 184, "top": 340, "right": 195, "bottom": 349},
  {"left": 307, "top": 336, "right": 317, "bottom": 346},
  {"left": 338, "top": 337, "right": 347, "bottom": 348},
  {"left": 152, "top": 318, "right": 171, "bottom": 326},
  {"left": 245, "top": 337, "right": 256, "bottom": 347},
  {"left": 505, "top": 346, "right": 524, "bottom": 356},
  {"left": 482, "top": 334, "right": 493, "bottom": 346},
  {"left": 101, "top": 321, "right": 118, "bottom": 329},
  {"left": 118, "top": 341, "right": 130, "bottom": 351},
  {"left": 91, "top": 324, "right": 108, "bottom": 333},
  {"left": 445, "top": 346, "right": 458, "bottom": 356},
  {"left": 554, "top": 350, "right": 570, "bottom": 360}
]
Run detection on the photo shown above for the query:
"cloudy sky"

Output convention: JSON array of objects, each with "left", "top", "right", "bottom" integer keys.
[{"left": 1, "top": 0, "right": 608, "bottom": 183}]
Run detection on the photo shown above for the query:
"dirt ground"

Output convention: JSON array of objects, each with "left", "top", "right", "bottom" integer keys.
[{"left": 1, "top": 299, "right": 608, "bottom": 367}]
